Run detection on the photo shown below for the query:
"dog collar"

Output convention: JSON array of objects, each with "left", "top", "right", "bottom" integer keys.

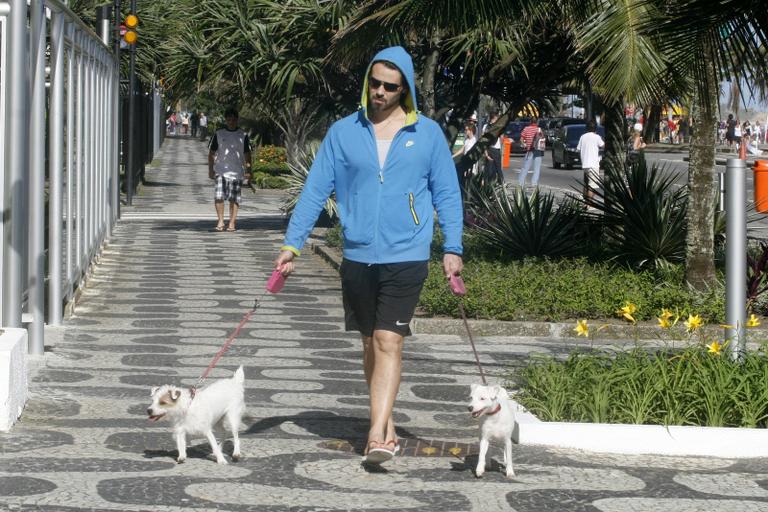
[{"left": 486, "top": 404, "right": 502, "bottom": 416}]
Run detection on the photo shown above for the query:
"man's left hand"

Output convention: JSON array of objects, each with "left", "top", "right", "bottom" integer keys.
[{"left": 443, "top": 253, "right": 463, "bottom": 278}]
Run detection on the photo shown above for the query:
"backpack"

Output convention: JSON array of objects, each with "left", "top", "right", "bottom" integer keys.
[{"left": 533, "top": 129, "right": 546, "bottom": 151}]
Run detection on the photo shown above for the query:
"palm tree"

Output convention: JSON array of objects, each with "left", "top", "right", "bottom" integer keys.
[{"left": 647, "top": 0, "right": 768, "bottom": 289}]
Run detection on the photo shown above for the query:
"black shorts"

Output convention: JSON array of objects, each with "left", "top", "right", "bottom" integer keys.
[{"left": 340, "top": 259, "right": 429, "bottom": 337}]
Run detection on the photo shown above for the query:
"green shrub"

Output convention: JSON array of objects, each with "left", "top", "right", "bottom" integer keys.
[
  {"left": 325, "top": 224, "right": 343, "bottom": 248},
  {"left": 419, "top": 257, "right": 725, "bottom": 322},
  {"left": 514, "top": 343, "right": 768, "bottom": 427},
  {"left": 587, "top": 155, "right": 688, "bottom": 268},
  {"left": 253, "top": 145, "right": 289, "bottom": 175},
  {"left": 251, "top": 172, "right": 289, "bottom": 189},
  {"left": 468, "top": 186, "right": 588, "bottom": 259}
]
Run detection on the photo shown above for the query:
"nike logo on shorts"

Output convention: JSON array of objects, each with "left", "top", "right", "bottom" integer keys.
[{"left": 395, "top": 320, "right": 409, "bottom": 326}]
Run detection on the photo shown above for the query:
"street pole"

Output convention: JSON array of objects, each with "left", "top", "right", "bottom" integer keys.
[
  {"left": 126, "top": 0, "right": 136, "bottom": 206},
  {"left": 725, "top": 156, "right": 747, "bottom": 360},
  {"left": 113, "top": 0, "right": 122, "bottom": 217}
]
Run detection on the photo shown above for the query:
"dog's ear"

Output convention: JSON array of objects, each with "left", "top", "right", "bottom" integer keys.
[
  {"left": 490, "top": 385, "right": 503, "bottom": 399},
  {"left": 170, "top": 388, "right": 181, "bottom": 401},
  {"left": 151, "top": 386, "right": 159, "bottom": 396}
]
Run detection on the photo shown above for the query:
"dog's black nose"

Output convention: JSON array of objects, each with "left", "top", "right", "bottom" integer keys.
[
  {"left": 467, "top": 406, "right": 473, "bottom": 412},
  {"left": 146, "top": 408, "right": 152, "bottom": 415}
]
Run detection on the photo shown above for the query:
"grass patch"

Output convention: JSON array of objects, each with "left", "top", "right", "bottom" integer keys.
[
  {"left": 420, "top": 257, "right": 725, "bottom": 323},
  {"left": 513, "top": 344, "right": 768, "bottom": 427}
]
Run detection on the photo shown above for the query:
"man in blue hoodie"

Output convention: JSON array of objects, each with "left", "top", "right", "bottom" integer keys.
[{"left": 274, "top": 46, "right": 463, "bottom": 464}]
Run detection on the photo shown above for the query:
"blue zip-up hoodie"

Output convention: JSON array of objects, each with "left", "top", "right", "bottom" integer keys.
[{"left": 282, "top": 46, "right": 463, "bottom": 263}]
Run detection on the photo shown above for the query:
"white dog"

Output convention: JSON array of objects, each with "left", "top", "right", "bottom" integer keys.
[
  {"left": 468, "top": 383, "right": 515, "bottom": 478},
  {"left": 147, "top": 366, "right": 245, "bottom": 464}
]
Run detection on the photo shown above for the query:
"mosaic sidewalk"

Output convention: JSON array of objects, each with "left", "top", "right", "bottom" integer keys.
[{"left": 2, "top": 136, "right": 768, "bottom": 511}]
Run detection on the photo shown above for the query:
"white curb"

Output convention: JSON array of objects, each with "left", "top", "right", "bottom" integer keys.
[
  {"left": 0, "top": 328, "right": 28, "bottom": 431},
  {"left": 511, "top": 399, "right": 768, "bottom": 458}
]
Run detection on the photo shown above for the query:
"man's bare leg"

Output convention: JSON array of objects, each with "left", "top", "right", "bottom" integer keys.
[
  {"left": 215, "top": 200, "right": 225, "bottom": 230},
  {"left": 366, "top": 330, "right": 402, "bottom": 450},
  {"left": 228, "top": 202, "right": 239, "bottom": 231},
  {"left": 362, "top": 336, "right": 396, "bottom": 451}
]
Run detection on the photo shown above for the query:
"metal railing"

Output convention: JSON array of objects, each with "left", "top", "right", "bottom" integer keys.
[{"left": 0, "top": 0, "right": 119, "bottom": 354}]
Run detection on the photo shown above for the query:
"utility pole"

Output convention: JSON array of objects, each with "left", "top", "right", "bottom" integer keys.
[
  {"left": 126, "top": 0, "right": 137, "bottom": 205},
  {"left": 114, "top": 0, "right": 122, "bottom": 216}
]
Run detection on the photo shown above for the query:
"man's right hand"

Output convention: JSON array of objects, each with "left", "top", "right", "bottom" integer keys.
[{"left": 274, "top": 250, "right": 296, "bottom": 276}]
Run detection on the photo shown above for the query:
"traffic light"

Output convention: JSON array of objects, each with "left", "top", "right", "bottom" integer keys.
[{"left": 123, "top": 13, "right": 138, "bottom": 45}]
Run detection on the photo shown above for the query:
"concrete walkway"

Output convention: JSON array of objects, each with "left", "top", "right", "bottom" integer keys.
[{"left": 2, "top": 136, "right": 768, "bottom": 511}]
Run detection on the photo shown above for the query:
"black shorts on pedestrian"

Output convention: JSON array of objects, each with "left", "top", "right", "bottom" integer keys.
[{"left": 340, "top": 259, "right": 429, "bottom": 337}]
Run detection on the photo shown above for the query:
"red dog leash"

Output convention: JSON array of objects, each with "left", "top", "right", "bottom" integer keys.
[
  {"left": 449, "top": 274, "right": 487, "bottom": 385},
  {"left": 190, "top": 268, "right": 287, "bottom": 398}
]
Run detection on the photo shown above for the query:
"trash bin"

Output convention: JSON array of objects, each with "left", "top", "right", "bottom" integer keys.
[
  {"left": 502, "top": 136, "right": 512, "bottom": 169},
  {"left": 754, "top": 160, "right": 768, "bottom": 213}
]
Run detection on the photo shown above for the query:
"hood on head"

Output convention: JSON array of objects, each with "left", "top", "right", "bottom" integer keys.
[{"left": 360, "top": 46, "right": 418, "bottom": 126}]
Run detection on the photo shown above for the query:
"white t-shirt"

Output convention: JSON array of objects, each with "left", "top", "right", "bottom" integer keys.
[
  {"left": 483, "top": 123, "right": 501, "bottom": 149},
  {"left": 577, "top": 132, "right": 605, "bottom": 169},
  {"left": 376, "top": 139, "right": 392, "bottom": 169},
  {"left": 463, "top": 135, "right": 477, "bottom": 154}
]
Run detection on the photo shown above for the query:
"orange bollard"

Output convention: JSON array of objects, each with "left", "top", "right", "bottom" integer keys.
[
  {"left": 501, "top": 136, "right": 511, "bottom": 169},
  {"left": 754, "top": 160, "right": 768, "bottom": 213}
]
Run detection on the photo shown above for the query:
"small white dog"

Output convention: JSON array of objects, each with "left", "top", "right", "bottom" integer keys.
[
  {"left": 468, "top": 383, "right": 515, "bottom": 478},
  {"left": 147, "top": 366, "right": 245, "bottom": 464}
]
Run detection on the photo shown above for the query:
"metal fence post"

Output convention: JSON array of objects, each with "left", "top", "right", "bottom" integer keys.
[
  {"left": 725, "top": 157, "right": 747, "bottom": 360},
  {"left": 27, "top": 0, "right": 47, "bottom": 354},
  {"left": 2, "top": 0, "right": 28, "bottom": 328},
  {"left": 49, "top": 9, "right": 65, "bottom": 326},
  {"left": 65, "top": 21, "right": 75, "bottom": 302}
]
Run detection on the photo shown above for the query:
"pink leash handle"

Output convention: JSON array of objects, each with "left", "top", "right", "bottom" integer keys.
[
  {"left": 448, "top": 274, "right": 487, "bottom": 385},
  {"left": 266, "top": 265, "right": 288, "bottom": 294}
]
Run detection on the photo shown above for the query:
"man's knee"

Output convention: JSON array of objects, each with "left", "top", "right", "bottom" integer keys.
[{"left": 372, "top": 330, "right": 403, "bottom": 354}]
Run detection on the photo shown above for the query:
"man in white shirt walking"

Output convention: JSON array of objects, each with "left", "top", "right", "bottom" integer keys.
[{"left": 576, "top": 121, "right": 605, "bottom": 203}]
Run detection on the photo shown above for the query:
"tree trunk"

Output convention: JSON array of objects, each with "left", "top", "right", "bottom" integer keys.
[
  {"left": 685, "top": 59, "right": 718, "bottom": 290},
  {"left": 584, "top": 79, "right": 593, "bottom": 124},
  {"left": 421, "top": 30, "right": 441, "bottom": 119},
  {"left": 602, "top": 97, "right": 627, "bottom": 174},
  {"left": 644, "top": 104, "right": 661, "bottom": 142}
]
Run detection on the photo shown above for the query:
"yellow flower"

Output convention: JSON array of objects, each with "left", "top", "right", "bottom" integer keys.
[
  {"left": 574, "top": 319, "right": 589, "bottom": 337},
  {"left": 659, "top": 308, "right": 674, "bottom": 320},
  {"left": 657, "top": 316, "right": 672, "bottom": 329},
  {"left": 616, "top": 302, "right": 637, "bottom": 323},
  {"left": 706, "top": 340, "right": 724, "bottom": 355},
  {"left": 684, "top": 314, "right": 703, "bottom": 332},
  {"left": 747, "top": 314, "right": 761, "bottom": 328}
]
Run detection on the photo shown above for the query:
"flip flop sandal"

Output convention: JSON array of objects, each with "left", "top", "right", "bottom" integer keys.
[
  {"left": 215, "top": 225, "right": 225, "bottom": 232},
  {"left": 387, "top": 439, "right": 401, "bottom": 456},
  {"left": 363, "top": 441, "right": 394, "bottom": 464},
  {"left": 226, "top": 227, "right": 237, "bottom": 232}
]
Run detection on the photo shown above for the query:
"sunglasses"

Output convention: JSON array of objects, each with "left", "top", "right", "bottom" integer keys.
[{"left": 369, "top": 77, "right": 402, "bottom": 93}]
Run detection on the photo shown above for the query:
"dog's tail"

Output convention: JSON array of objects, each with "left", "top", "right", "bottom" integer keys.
[{"left": 233, "top": 365, "right": 245, "bottom": 384}]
